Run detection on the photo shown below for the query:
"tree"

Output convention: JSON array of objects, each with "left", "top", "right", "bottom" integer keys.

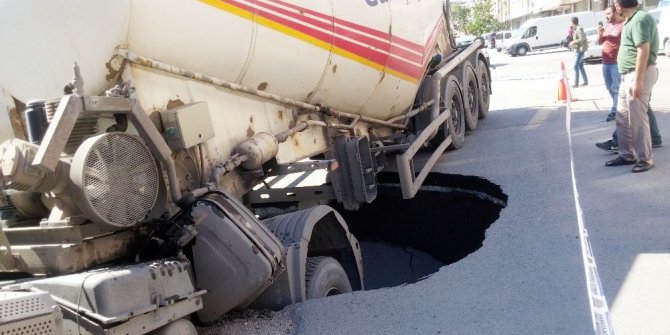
[
  {"left": 466, "top": 0, "right": 503, "bottom": 36},
  {"left": 451, "top": 4, "right": 471, "bottom": 35}
]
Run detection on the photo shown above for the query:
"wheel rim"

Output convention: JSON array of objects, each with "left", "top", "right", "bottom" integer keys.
[
  {"left": 467, "top": 80, "right": 477, "bottom": 119},
  {"left": 480, "top": 72, "right": 489, "bottom": 105},
  {"left": 451, "top": 94, "right": 463, "bottom": 134}
]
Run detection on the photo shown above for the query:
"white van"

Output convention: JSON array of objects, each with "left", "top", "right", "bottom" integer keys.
[
  {"left": 657, "top": 7, "right": 670, "bottom": 55},
  {"left": 504, "top": 11, "right": 605, "bottom": 56},
  {"left": 485, "top": 30, "right": 512, "bottom": 51}
]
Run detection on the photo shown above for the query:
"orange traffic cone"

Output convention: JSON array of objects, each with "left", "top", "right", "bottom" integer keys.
[
  {"left": 557, "top": 61, "right": 575, "bottom": 103},
  {"left": 557, "top": 78, "right": 568, "bottom": 102}
]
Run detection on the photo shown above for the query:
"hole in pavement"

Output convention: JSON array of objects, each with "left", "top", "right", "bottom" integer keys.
[{"left": 331, "top": 172, "right": 508, "bottom": 290}]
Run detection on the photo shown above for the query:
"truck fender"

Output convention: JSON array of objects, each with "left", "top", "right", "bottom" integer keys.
[{"left": 250, "top": 205, "right": 363, "bottom": 310}]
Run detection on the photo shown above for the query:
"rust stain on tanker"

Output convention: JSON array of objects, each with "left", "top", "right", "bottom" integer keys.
[
  {"left": 134, "top": 57, "right": 154, "bottom": 68},
  {"left": 9, "top": 107, "right": 27, "bottom": 141},
  {"left": 166, "top": 99, "right": 185, "bottom": 110},
  {"left": 199, "top": 75, "right": 214, "bottom": 84},
  {"left": 105, "top": 58, "right": 127, "bottom": 81},
  {"left": 247, "top": 116, "right": 255, "bottom": 136},
  {"left": 257, "top": 82, "right": 268, "bottom": 91},
  {"left": 149, "top": 111, "right": 164, "bottom": 131},
  {"left": 332, "top": 64, "right": 337, "bottom": 73}
]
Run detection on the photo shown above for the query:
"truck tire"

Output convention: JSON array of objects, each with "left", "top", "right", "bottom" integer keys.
[
  {"left": 305, "top": 256, "right": 352, "bottom": 299},
  {"left": 445, "top": 76, "right": 465, "bottom": 150},
  {"left": 462, "top": 63, "right": 479, "bottom": 131},
  {"left": 516, "top": 45, "right": 528, "bottom": 56},
  {"left": 429, "top": 76, "right": 465, "bottom": 150},
  {"left": 476, "top": 59, "right": 490, "bottom": 119}
]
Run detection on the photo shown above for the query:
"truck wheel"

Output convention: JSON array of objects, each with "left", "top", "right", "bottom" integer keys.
[
  {"left": 305, "top": 256, "right": 352, "bottom": 299},
  {"left": 444, "top": 76, "right": 465, "bottom": 150},
  {"left": 462, "top": 64, "right": 479, "bottom": 131},
  {"left": 149, "top": 319, "right": 197, "bottom": 335},
  {"left": 476, "top": 59, "right": 490, "bottom": 119},
  {"left": 516, "top": 45, "right": 528, "bottom": 56},
  {"left": 429, "top": 76, "right": 465, "bottom": 149}
]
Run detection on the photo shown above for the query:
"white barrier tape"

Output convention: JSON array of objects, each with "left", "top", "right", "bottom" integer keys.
[{"left": 564, "top": 70, "right": 614, "bottom": 335}]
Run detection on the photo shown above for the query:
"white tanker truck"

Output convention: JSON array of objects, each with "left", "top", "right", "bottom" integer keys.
[{"left": 0, "top": 0, "right": 491, "bottom": 333}]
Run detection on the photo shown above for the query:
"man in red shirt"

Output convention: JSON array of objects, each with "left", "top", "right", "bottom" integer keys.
[{"left": 598, "top": 5, "right": 624, "bottom": 122}]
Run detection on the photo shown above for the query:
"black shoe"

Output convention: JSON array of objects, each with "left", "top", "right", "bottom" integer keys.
[
  {"left": 596, "top": 140, "right": 618, "bottom": 153},
  {"left": 632, "top": 161, "right": 654, "bottom": 173},
  {"left": 582, "top": 82, "right": 588, "bottom": 86},
  {"left": 606, "top": 113, "right": 616, "bottom": 122},
  {"left": 652, "top": 142, "right": 663, "bottom": 148},
  {"left": 605, "top": 156, "right": 637, "bottom": 166}
]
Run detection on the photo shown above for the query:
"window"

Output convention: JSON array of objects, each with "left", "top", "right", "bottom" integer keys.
[
  {"left": 522, "top": 26, "right": 537, "bottom": 39},
  {"left": 496, "top": 31, "right": 512, "bottom": 40}
]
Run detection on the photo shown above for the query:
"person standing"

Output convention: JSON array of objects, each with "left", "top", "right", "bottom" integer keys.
[
  {"left": 605, "top": 0, "right": 659, "bottom": 172},
  {"left": 598, "top": 5, "right": 625, "bottom": 122},
  {"left": 569, "top": 17, "right": 588, "bottom": 87}
]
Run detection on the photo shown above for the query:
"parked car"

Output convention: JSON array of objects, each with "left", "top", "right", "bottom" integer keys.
[
  {"left": 456, "top": 35, "right": 478, "bottom": 48},
  {"left": 485, "top": 30, "right": 512, "bottom": 51},
  {"left": 657, "top": 6, "right": 670, "bottom": 56},
  {"left": 583, "top": 27, "right": 602, "bottom": 62}
]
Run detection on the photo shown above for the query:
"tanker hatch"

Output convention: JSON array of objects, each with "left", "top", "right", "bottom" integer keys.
[{"left": 332, "top": 172, "right": 508, "bottom": 290}]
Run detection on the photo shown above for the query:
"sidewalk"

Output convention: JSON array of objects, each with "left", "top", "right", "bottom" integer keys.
[{"left": 565, "top": 57, "right": 670, "bottom": 335}]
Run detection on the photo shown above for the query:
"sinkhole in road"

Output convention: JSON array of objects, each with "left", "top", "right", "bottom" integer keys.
[{"left": 331, "top": 172, "right": 508, "bottom": 290}]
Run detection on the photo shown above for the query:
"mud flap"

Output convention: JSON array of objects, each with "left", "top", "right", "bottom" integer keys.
[{"left": 190, "top": 192, "right": 284, "bottom": 323}]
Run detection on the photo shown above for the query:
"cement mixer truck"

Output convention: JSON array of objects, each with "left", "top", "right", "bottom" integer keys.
[{"left": 0, "top": 0, "right": 491, "bottom": 333}]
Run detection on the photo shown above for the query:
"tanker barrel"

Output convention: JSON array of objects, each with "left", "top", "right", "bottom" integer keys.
[{"left": 117, "top": 49, "right": 407, "bottom": 131}]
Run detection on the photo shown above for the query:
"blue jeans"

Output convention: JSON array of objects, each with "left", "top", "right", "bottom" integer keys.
[
  {"left": 573, "top": 52, "right": 588, "bottom": 85},
  {"left": 602, "top": 63, "right": 620, "bottom": 113}
]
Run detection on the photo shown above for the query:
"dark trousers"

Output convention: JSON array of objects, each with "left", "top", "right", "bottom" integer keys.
[{"left": 612, "top": 107, "right": 662, "bottom": 145}]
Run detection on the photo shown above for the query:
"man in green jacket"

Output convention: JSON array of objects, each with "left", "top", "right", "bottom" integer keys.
[{"left": 569, "top": 17, "right": 589, "bottom": 87}]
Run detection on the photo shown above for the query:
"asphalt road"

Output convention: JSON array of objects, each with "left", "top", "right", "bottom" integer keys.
[{"left": 211, "top": 48, "right": 670, "bottom": 335}]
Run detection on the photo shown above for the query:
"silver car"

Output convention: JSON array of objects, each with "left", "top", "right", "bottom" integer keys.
[{"left": 583, "top": 27, "right": 603, "bottom": 62}]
